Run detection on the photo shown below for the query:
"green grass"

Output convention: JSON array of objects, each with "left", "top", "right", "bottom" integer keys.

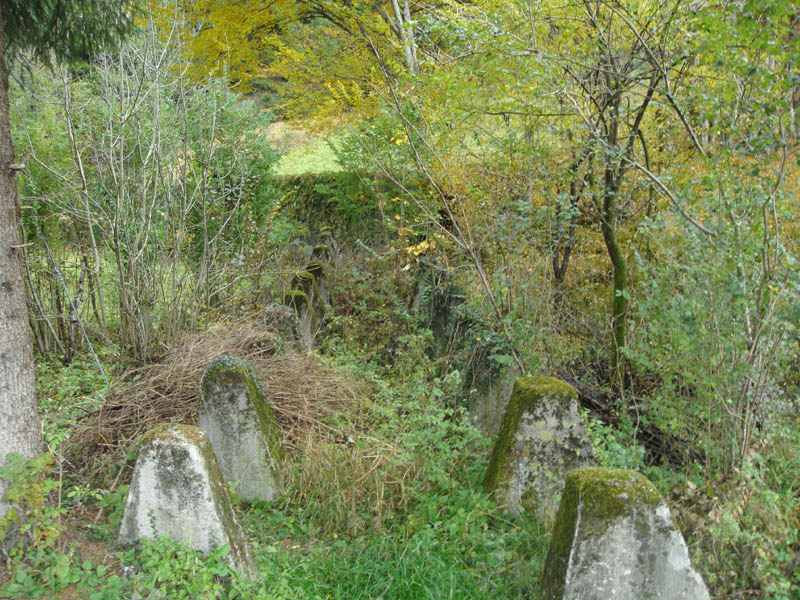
[
  {"left": 241, "top": 492, "right": 548, "bottom": 600},
  {"left": 250, "top": 532, "right": 545, "bottom": 599},
  {"left": 273, "top": 136, "right": 342, "bottom": 176}
]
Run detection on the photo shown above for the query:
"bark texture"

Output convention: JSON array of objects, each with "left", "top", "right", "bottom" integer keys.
[{"left": 0, "top": 8, "right": 44, "bottom": 519}]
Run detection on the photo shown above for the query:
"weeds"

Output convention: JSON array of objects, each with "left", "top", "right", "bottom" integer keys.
[{"left": 4, "top": 230, "right": 798, "bottom": 600}]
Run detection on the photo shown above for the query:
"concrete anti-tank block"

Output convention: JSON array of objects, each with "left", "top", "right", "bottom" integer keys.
[
  {"left": 540, "top": 467, "right": 709, "bottom": 600},
  {"left": 483, "top": 376, "right": 596, "bottom": 518},
  {"left": 117, "top": 424, "right": 257, "bottom": 578},
  {"left": 198, "top": 355, "right": 284, "bottom": 503}
]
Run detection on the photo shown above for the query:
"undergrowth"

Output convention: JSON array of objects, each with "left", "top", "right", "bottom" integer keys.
[
  {"left": 1, "top": 251, "right": 548, "bottom": 599},
  {"left": 2, "top": 247, "right": 798, "bottom": 600}
]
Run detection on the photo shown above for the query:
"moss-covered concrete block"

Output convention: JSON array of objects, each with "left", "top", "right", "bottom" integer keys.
[
  {"left": 262, "top": 303, "right": 300, "bottom": 344},
  {"left": 306, "top": 259, "right": 331, "bottom": 310},
  {"left": 198, "top": 355, "right": 284, "bottom": 503},
  {"left": 541, "top": 467, "right": 709, "bottom": 600},
  {"left": 293, "top": 261, "right": 330, "bottom": 317},
  {"left": 304, "top": 259, "right": 326, "bottom": 277},
  {"left": 483, "top": 376, "right": 595, "bottom": 518},
  {"left": 284, "top": 290, "right": 312, "bottom": 347},
  {"left": 117, "top": 424, "right": 257, "bottom": 578},
  {"left": 291, "top": 270, "right": 316, "bottom": 293},
  {"left": 283, "top": 289, "right": 308, "bottom": 310},
  {"left": 285, "top": 257, "right": 331, "bottom": 347},
  {"left": 470, "top": 364, "right": 521, "bottom": 437},
  {"left": 311, "top": 244, "right": 331, "bottom": 262}
]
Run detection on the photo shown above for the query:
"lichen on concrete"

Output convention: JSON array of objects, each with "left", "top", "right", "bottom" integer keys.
[
  {"left": 198, "top": 355, "right": 284, "bottom": 503},
  {"left": 483, "top": 376, "right": 595, "bottom": 518},
  {"left": 117, "top": 424, "right": 257, "bottom": 579},
  {"left": 540, "top": 467, "right": 709, "bottom": 600}
]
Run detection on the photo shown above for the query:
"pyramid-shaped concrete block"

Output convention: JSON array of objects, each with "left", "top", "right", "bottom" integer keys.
[
  {"left": 483, "top": 376, "right": 596, "bottom": 517},
  {"left": 199, "top": 355, "right": 284, "bottom": 503},
  {"left": 540, "top": 467, "right": 709, "bottom": 600},
  {"left": 117, "top": 424, "right": 257, "bottom": 578},
  {"left": 470, "top": 364, "right": 522, "bottom": 437}
]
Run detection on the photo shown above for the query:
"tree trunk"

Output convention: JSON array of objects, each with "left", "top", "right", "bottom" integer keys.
[
  {"left": 390, "top": 0, "right": 417, "bottom": 73},
  {"left": 552, "top": 177, "right": 581, "bottom": 286},
  {"left": 0, "top": 9, "right": 44, "bottom": 519},
  {"left": 601, "top": 174, "right": 627, "bottom": 389}
]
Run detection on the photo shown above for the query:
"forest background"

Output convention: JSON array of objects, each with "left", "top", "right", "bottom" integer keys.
[{"left": 1, "top": 0, "right": 799, "bottom": 598}]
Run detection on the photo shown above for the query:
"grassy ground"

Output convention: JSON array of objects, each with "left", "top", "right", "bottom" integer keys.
[
  {"left": 268, "top": 122, "right": 342, "bottom": 176},
  {"left": 2, "top": 195, "right": 798, "bottom": 600}
]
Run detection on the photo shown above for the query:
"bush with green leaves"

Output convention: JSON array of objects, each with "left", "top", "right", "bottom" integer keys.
[
  {"left": 11, "top": 17, "right": 282, "bottom": 363},
  {"left": 0, "top": 454, "right": 63, "bottom": 555},
  {"left": 627, "top": 182, "right": 798, "bottom": 475},
  {"left": 682, "top": 418, "right": 800, "bottom": 598},
  {"left": 0, "top": 550, "right": 123, "bottom": 599}
]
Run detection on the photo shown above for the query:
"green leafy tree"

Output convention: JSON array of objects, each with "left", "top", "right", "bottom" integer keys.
[{"left": 0, "top": 0, "right": 135, "bottom": 520}]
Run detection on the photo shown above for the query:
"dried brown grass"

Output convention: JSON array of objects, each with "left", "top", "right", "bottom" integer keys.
[
  {"left": 279, "top": 432, "right": 423, "bottom": 536},
  {"left": 64, "top": 319, "right": 423, "bottom": 532},
  {"left": 65, "top": 319, "right": 363, "bottom": 482}
]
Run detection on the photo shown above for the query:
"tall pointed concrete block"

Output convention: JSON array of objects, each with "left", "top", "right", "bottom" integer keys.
[
  {"left": 198, "top": 355, "right": 284, "bottom": 503},
  {"left": 469, "top": 364, "right": 522, "bottom": 437},
  {"left": 117, "top": 424, "right": 257, "bottom": 578},
  {"left": 540, "top": 467, "right": 709, "bottom": 600},
  {"left": 483, "top": 376, "right": 596, "bottom": 518}
]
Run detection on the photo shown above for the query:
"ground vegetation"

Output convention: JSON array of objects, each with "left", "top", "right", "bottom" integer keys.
[{"left": 1, "top": 1, "right": 799, "bottom": 598}]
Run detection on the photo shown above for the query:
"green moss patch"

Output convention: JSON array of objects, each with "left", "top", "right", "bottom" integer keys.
[
  {"left": 570, "top": 468, "right": 662, "bottom": 529},
  {"left": 312, "top": 244, "right": 331, "bottom": 260},
  {"left": 305, "top": 259, "right": 326, "bottom": 276},
  {"left": 284, "top": 289, "right": 309, "bottom": 309}
]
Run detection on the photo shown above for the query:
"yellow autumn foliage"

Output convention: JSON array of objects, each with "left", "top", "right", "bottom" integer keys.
[
  {"left": 148, "top": 0, "right": 298, "bottom": 90},
  {"left": 148, "top": 0, "right": 408, "bottom": 122}
]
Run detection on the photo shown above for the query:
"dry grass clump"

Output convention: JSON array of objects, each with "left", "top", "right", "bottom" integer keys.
[
  {"left": 65, "top": 319, "right": 425, "bottom": 532},
  {"left": 65, "top": 319, "right": 362, "bottom": 482},
  {"left": 279, "top": 432, "right": 424, "bottom": 537}
]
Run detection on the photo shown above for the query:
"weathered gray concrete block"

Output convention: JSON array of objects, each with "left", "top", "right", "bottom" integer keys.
[
  {"left": 284, "top": 290, "right": 312, "bottom": 347},
  {"left": 262, "top": 303, "right": 300, "bottom": 344},
  {"left": 285, "top": 260, "right": 330, "bottom": 346},
  {"left": 483, "top": 376, "right": 595, "bottom": 518},
  {"left": 305, "top": 259, "right": 331, "bottom": 310},
  {"left": 311, "top": 243, "right": 332, "bottom": 263},
  {"left": 117, "top": 424, "right": 256, "bottom": 578},
  {"left": 541, "top": 467, "right": 709, "bottom": 600},
  {"left": 470, "top": 364, "right": 522, "bottom": 437},
  {"left": 198, "top": 355, "right": 284, "bottom": 503}
]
